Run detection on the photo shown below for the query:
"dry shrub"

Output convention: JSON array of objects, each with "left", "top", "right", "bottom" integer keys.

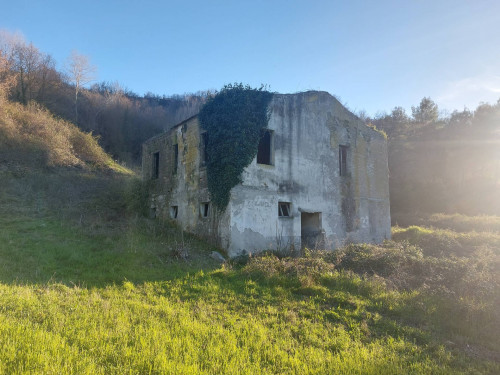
[
  {"left": 335, "top": 242, "right": 428, "bottom": 290},
  {"left": 0, "top": 99, "right": 114, "bottom": 170},
  {"left": 392, "top": 226, "right": 463, "bottom": 257},
  {"left": 335, "top": 240, "right": 500, "bottom": 309},
  {"left": 427, "top": 213, "right": 500, "bottom": 233},
  {"left": 392, "top": 212, "right": 500, "bottom": 233},
  {"left": 0, "top": 52, "right": 15, "bottom": 102},
  {"left": 244, "top": 239, "right": 499, "bottom": 311},
  {"left": 393, "top": 225, "right": 500, "bottom": 258},
  {"left": 242, "top": 252, "right": 335, "bottom": 283},
  {"left": 69, "top": 129, "right": 111, "bottom": 167}
]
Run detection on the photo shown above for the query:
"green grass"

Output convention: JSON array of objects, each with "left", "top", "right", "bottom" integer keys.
[
  {"left": 393, "top": 225, "right": 500, "bottom": 257},
  {"left": 0, "top": 171, "right": 219, "bottom": 287},
  {"left": 0, "top": 271, "right": 473, "bottom": 375},
  {"left": 392, "top": 213, "right": 500, "bottom": 233},
  {"left": 0, "top": 215, "right": 216, "bottom": 286},
  {"left": 0, "top": 171, "right": 499, "bottom": 374}
]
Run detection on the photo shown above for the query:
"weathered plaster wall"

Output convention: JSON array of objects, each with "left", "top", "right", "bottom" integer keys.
[
  {"left": 142, "top": 117, "right": 230, "bottom": 248},
  {"left": 142, "top": 91, "right": 391, "bottom": 257},
  {"left": 227, "top": 91, "right": 390, "bottom": 256}
]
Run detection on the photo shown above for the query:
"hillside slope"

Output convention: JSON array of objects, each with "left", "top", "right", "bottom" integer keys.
[
  {"left": 0, "top": 98, "right": 128, "bottom": 173},
  {"left": 0, "top": 97, "right": 498, "bottom": 373}
]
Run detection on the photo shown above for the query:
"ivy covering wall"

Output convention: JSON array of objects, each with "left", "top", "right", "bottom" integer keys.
[{"left": 198, "top": 83, "right": 273, "bottom": 210}]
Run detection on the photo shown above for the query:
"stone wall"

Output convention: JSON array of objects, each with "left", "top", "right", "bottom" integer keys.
[{"left": 142, "top": 116, "right": 230, "bottom": 248}]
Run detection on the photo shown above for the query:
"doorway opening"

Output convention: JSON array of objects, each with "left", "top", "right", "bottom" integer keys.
[{"left": 301, "top": 212, "right": 323, "bottom": 249}]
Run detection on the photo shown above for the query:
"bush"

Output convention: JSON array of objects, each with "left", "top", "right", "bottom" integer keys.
[
  {"left": 334, "top": 242, "right": 430, "bottom": 290},
  {"left": 392, "top": 213, "right": 500, "bottom": 233},
  {"left": 198, "top": 83, "right": 273, "bottom": 210},
  {"left": 0, "top": 99, "right": 122, "bottom": 171},
  {"left": 242, "top": 252, "right": 335, "bottom": 281},
  {"left": 427, "top": 213, "right": 500, "bottom": 233},
  {"left": 69, "top": 130, "right": 111, "bottom": 168},
  {"left": 245, "top": 238, "right": 499, "bottom": 308},
  {"left": 393, "top": 225, "right": 500, "bottom": 257},
  {"left": 124, "top": 177, "right": 151, "bottom": 216}
]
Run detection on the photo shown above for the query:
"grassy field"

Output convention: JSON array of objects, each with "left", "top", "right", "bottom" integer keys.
[{"left": 0, "top": 171, "right": 499, "bottom": 374}]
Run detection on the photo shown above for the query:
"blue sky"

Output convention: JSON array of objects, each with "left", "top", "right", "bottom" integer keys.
[{"left": 2, "top": 0, "right": 500, "bottom": 116}]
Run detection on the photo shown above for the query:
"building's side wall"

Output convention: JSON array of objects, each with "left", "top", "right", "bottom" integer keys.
[
  {"left": 227, "top": 92, "right": 390, "bottom": 257},
  {"left": 142, "top": 118, "right": 230, "bottom": 249}
]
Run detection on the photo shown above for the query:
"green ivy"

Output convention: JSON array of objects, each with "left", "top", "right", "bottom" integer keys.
[{"left": 199, "top": 83, "right": 273, "bottom": 211}]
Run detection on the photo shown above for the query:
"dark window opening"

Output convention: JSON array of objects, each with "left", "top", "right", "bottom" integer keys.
[
  {"left": 200, "top": 132, "right": 209, "bottom": 165},
  {"left": 152, "top": 152, "right": 159, "bottom": 179},
  {"left": 257, "top": 130, "right": 273, "bottom": 165},
  {"left": 339, "top": 145, "right": 348, "bottom": 177},
  {"left": 200, "top": 202, "right": 210, "bottom": 218},
  {"left": 170, "top": 206, "right": 178, "bottom": 219},
  {"left": 149, "top": 207, "right": 157, "bottom": 219},
  {"left": 278, "top": 202, "right": 291, "bottom": 217},
  {"left": 173, "top": 144, "right": 179, "bottom": 174}
]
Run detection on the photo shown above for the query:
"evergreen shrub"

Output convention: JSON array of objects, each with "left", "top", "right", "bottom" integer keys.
[{"left": 199, "top": 83, "right": 273, "bottom": 210}]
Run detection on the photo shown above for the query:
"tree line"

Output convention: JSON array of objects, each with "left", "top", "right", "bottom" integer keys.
[
  {"left": 1, "top": 29, "right": 498, "bottom": 214},
  {"left": 0, "top": 30, "right": 208, "bottom": 164},
  {"left": 361, "top": 97, "right": 500, "bottom": 215}
]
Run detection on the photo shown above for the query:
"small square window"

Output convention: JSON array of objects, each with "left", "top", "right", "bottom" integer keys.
[
  {"left": 278, "top": 202, "right": 291, "bottom": 217},
  {"left": 200, "top": 202, "right": 210, "bottom": 218},
  {"left": 170, "top": 206, "right": 178, "bottom": 219}
]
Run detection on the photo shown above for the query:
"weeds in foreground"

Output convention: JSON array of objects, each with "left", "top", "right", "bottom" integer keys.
[
  {"left": 0, "top": 170, "right": 499, "bottom": 373},
  {"left": 392, "top": 212, "right": 500, "bottom": 233}
]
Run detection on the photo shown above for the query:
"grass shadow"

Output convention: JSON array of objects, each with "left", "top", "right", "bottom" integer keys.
[{"left": 0, "top": 170, "right": 222, "bottom": 288}]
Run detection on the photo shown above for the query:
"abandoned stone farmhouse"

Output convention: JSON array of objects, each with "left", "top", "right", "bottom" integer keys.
[{"left": 142, "top": 91, "right": 390, "bottom": 257}]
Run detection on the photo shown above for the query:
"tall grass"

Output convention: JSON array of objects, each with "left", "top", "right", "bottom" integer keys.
[
  {"left": 393, "top": 225, "right": 500, "bottom": 257},
  {"left": 392, "top": 213, "right": 500, "bottom": 233},
  {"left": 0, "top": 275, "right": 471, "bottom": 375},
  {"left": 0, "top": 170, "right": 499, "bottom": 373},
  {"left": 0, "top": 99, "right": 129, "bottom": 172}
]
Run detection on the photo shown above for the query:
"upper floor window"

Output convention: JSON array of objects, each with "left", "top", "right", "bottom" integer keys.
[
  {"left": 257, "top": 129, "right": 273, "bottom": 165},
  {"left": 200, "top": 132, "right": 209, "bottom": 166},
  {"left": 152, "top": 151, "right": 159, "bottom": 179},
  {"left": 173, "top": 144, "right": 179, "bottom": 174},
  {"left": 339, "top": 145, "right": 348, "bottom": 177},
  {"left": 200, "top": 202, "right": 210, "bottom": 218}
]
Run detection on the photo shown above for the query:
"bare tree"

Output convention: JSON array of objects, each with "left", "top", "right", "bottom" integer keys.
[
  {"left": 0, "top": 30, "right": 61, "bottom": 105},
  {"left": 0, "top": 29, "right": 24, "bottom": 59},
  {"left": 1, "top": 31, "right": 40, "bottom": 104},
  {"left": 14, "top": 42, "right": 42, "bottom": 104},
  {"left": 66, "top": 50, "right": 96, "bottom": 124},
  {"left": 0, "top": 52, "right": 15, "bottom": 101}
]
